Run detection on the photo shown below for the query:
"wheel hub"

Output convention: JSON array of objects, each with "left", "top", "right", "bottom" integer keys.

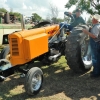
[
  {"left": 81, "top": 41, "right": 92, "bottom": 69},
  {"left": 31, "top": 73, "right": 42, "bottom": 91}
]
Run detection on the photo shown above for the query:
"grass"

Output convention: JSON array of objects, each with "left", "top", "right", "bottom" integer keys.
[
  {"left": 0, "top": 56, "right": 100, "bottom": 100},
  {"left": 0, "top": 24, "right": 32, "bottom": 29}
]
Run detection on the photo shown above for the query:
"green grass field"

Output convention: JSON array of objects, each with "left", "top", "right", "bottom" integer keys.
[{"left": 0, "top": 56, "right": 100, "bottom": 100}]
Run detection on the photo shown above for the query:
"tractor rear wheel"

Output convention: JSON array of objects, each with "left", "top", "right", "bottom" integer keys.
[{"left": 65, "top": 25, "right": 92, "bottom": 73}]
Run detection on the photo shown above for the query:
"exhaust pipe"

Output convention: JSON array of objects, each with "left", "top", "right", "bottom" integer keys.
[
  {"left": 21, "top": 14, "right": 25, "bottom": 31},
  {"left": 48, "top": 53, "right": 61, "bottom": 61}
]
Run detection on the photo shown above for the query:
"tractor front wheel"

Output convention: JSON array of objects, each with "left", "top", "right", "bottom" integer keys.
[{"left": 24, "top": 67, "right": 43, "bottom": 95}]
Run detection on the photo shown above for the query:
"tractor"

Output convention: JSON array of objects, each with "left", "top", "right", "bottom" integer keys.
[{"left": 0, "top": 13, "right": 92, "bottom": 95}]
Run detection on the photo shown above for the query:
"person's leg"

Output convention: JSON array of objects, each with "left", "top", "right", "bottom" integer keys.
[
  {"left": 67, "top": 24, "right": 73, "bottom": 31},
  {"left": 59, "top": 22, "right": 68, "bottom": 29},
  {"left": 90, "top": 38, "right": 100, "bottom": 76},
  {"left": 96, "top": 42, "right": 100, "bottom": 73},
  {"left": 59, "top": 23, "right": 73, "bottom": 31}
]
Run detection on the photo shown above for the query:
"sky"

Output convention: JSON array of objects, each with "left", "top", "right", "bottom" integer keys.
[{"left": 0, "top": 0, "right": 89, "bottom": 20}]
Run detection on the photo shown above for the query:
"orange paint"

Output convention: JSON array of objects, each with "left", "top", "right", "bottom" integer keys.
[{"left": 8, "top": 25, "right": 60, "bottom": 66}]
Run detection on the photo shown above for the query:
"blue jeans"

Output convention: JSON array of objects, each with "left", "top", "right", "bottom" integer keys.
[
  {"left": 59, "top": 22, "right": 73, "bottom": 31},
  {"left": 90, "top": 38, "right": 100, "bottom": 75}
]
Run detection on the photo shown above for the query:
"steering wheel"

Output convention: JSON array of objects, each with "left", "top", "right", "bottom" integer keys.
[{"left": 64, "top": 12, "right": 75, "bottom": 24}]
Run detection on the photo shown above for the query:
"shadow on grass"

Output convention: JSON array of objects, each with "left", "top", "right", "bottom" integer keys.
[{"left": 0, "top": 57, "right": 100, "bottom": 100}]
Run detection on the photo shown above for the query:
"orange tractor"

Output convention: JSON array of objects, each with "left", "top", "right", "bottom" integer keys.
[{"left": 0, "top": 14, "right": 92, "bottom": 95}]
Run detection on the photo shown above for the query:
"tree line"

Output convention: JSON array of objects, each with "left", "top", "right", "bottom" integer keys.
[
  {"left": 65, "top": 0, "right": 100, "bottom": 24},
  {"left": 0, "top": 6, "right": 64, "bottom": 24},
  {"left": 65, "top": 0, "right": 100, "bottom": 15}
]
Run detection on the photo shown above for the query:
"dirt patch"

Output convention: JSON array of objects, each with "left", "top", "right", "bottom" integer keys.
[{"left": 0, "top": 56, "right": 100, "bottom": 100}]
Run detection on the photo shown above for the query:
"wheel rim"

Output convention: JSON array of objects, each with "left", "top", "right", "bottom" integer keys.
[
  {"left": 31, "top": 73, "right": 42, "bottom": 92},
  {"left": 81, "top": 40, "right": 92, "bottom": 69}
]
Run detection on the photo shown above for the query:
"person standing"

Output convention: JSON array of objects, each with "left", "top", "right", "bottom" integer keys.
[{"left": 82, "top": 14, "right": 100, "bottom": 77}]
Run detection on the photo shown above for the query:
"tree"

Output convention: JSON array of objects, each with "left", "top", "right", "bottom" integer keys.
[
  {"left": 50, "top": 4, "right": 58, "bottom": 19},
  {"left": 0, "top": 8, "right": 7, "bottom": 13},
  {"left": 87, "top": 17, "right": 92, "bottom": 25},
  {"left": 9, "top": 12, "right": 21, "bottom": 17},
  {"left": 65, "top": 0, "right": 100, "bottom": 15},
  {"left": 13, "top": 12, "right": 21, "bottom": 18},
  {"left": 46, "top": 13, "right": 51, "bottom": 21},
  {"left": 47, "top": 4, "right": 59, "bottom": 23},
  {"left": 9, "top": 11, "right": 21, "bottom": 22},
  {"left": 56, "top": 18, "right": 64, "bottom": 23},
  {"left": 0, "top": 8, "right": 21, "bottom": 17},
  {"left": 32, "top": 13, "right": 42, "bottom": 22}
]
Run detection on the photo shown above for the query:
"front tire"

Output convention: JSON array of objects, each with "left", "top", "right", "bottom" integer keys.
[{"left": 24, "top": 67, "right": 43, "bottom": 95}]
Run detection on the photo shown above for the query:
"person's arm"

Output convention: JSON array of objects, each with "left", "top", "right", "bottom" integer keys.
[
  {"left": 64, "top": 12, "right": 75, "bottom": 22},
  {"left": 82, "top": 29, "right": 96, "bottom": 38},
  {"left": 64, "top": 12, "right": 71, "bottom": 16},
  {"left": 70, "top": 14, "right": 75, "bottom": 23}
]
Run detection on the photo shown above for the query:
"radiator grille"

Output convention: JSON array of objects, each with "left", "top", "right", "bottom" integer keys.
[{"left": 11, "top": 38, "right": 19, "bottom": 56}]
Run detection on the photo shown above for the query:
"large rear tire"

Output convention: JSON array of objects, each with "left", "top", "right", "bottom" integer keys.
[{"left": 65, "top": 25, "right": 92, "bottom": 73}]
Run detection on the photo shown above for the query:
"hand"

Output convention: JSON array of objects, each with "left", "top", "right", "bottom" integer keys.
[{"left": 82, "top": 29, "right": 88, "bottom": 34}]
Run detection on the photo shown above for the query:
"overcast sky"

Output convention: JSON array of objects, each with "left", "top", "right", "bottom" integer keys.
[{"left": 0, "top": 0, "right": 89, "bottom": 20}]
